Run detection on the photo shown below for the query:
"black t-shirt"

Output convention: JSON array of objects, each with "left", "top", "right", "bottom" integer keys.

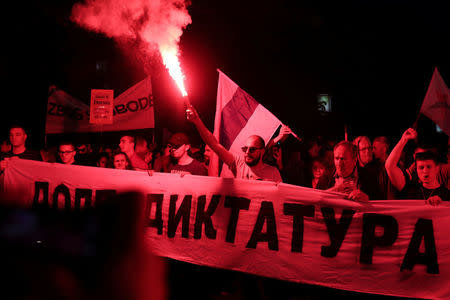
[
  {"left": 400, "top": 176, "right": 449, "bottom": 201},
  {"left": 1, "top": 149, "right": 42, "bottom": 161},
  {"left": 168, "top": 159, "right": 207, "bottom": 176}
]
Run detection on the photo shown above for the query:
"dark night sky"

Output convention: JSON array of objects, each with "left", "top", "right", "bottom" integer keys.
[{"left": 0, "top": 0, "right": 449, "bottom": 148}]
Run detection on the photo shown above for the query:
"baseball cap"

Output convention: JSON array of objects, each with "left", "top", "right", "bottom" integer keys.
[{"left": 168, "top": 133, "right": 190, "bottom": 147}]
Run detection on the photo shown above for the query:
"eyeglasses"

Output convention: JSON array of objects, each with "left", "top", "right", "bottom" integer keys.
[
  {"left": 59, "top": 150, "right": 75, "bottom": 155},
  {"left": 241, "top": 146, "right": 262, "bottom": 154},
  {"left": 167, "top": 143, "right": 184, "bottom": 150}
]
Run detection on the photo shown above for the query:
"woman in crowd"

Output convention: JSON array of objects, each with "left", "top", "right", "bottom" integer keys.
[{"left": 310, "top": 158, "right": 328, "bottom": 189}]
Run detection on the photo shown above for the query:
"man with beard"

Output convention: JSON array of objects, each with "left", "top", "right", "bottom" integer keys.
[{"left": 186, "top": 105, "right": 282, "bottom": 182}]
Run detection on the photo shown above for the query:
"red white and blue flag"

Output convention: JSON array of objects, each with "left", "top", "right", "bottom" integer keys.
[{"left": 208, "top": 70, "right": 282, "bottom": 176}]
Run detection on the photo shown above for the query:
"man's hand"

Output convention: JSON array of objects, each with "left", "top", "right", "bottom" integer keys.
[
  {"left": 273, "top": 125, "right": 293, "bottom": 144},
  {"left": 186, "top": 105, "right": 200, "bottom": 124},
  {"left": 348, "top": 189, "right": 369, "bottom": 202},
  {"left": 401, "top": 128, "right": 418, "bottom": 143},
  {"left": 331, "top": 179, "right": 357, "bottom": 194},
  {"left": 0, "top": 159, "right": 8, "bottom": 172},
  {"left": 279, "top": 125, "right": 293, "bottom": 136},
  {"left": 426, "top": 195, "right": 442, "bottom": 206}
]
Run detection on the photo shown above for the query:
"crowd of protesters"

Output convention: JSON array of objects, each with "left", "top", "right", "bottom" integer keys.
[
  {"left": 1, "top": 108, "right": 449, "bottom": 205},
  {"left": 0, "top": 111, "right": 449, "bottom": 300}
]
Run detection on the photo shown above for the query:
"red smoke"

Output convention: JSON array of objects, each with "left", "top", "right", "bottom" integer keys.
[{"left": 71, "top": 0, "right": 192, "bottom": 96}]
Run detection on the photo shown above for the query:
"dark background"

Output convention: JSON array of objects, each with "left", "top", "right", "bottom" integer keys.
[{"left": 0, "top": 0, "right": 449, "bottom": 149}]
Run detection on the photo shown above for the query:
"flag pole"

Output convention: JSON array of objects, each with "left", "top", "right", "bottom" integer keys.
[
  {"left": 283, "top": 124, "right": 302, "bottom": 142},
  {"left": 412, "top": 113, "right": 421, "bottom": 130},
  {"left": 344, "top": 124, "right": 348, "bottom": 141}
]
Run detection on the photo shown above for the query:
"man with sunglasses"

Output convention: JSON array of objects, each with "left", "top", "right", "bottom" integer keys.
[
  {"left": 186, "top": 105, "right": 282, "bottom": 182},
  {"left": 166, "top": 132, "right": 207, "bottom": 176}
]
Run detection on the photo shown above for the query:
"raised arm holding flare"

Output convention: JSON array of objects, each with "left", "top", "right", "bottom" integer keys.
[{"left": 186, "top": 105, "right": 282, "bottom": 182}]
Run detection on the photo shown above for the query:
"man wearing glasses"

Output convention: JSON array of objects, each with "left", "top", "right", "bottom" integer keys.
[
  {"left": 166, "top": 132, "right": 207, "bottom": 176},
  {"left": 186, "top": 105, "right": 282, "bottom": 182},
  {"left": 58, "top": 141, "right": 78, "bottom": 165}
]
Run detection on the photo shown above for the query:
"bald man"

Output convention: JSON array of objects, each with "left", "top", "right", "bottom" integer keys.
[{"left": 187, "top": 105, "right": 282, "bottom": 182}]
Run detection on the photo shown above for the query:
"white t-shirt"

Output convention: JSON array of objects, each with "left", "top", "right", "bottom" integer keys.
[{"left": 222, "top": 154, "right": 282, "bottom": 182}]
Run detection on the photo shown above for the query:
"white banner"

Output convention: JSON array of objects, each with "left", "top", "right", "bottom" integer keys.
[
  {"left": 45, "top": 76, "right": 154, "bottom": 134},
  {"left": 3, "top": 159, "right": 450, "bottom": 299}
]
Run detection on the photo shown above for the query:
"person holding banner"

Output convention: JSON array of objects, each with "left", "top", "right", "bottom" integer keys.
[
  {"left": 57, "top": 141, "right": 79, "bottom": 165},
  {"left": 385, "top": 128, "right": 449, "bottom": 205},
  {"left": 318, "top": 141, "right": 378, "bottom": 201},
  {"left": 166, "top": 132, "right": 207, "bottom": 176},
  {"left": 0, "top": 125, "right": 41, "bottom": 174},
  {"left": 112, "top": 151, "right": 133, "bottom": 170},
  {"left": 353, "top": 136, "right": 388, "bottom": 200},
  {"left": 186, "top": 105, "right": 282, "bottom": 182}
]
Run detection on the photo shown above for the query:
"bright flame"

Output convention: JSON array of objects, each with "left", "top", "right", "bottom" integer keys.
[
  {"left": 70, "top": 0, "right": 192, "bottom": 97},
  {"left": 160, "top": 46, "right": 187, "bottom": 97}
]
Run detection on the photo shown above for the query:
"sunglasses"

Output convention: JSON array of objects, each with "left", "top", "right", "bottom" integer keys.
[
  {"left": 59, "top": 150, "right": 75, "bottom": 155},
  {"left": 241, "top": 146, "right": 262, "bottom": 154},
  {"left": 167, "top": 143, "right": 184, "bottom": 150}
]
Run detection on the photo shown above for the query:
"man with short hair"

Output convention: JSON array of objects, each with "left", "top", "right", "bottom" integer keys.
[
  {"left": 3, "top": 125, "right": 41, "bottom": 161},
  {"left": 135, "top": 135, "right": 153, "bottom": 168},
  {"left": 166, "top": 132, "right": 207, "bottom": 176},
  {"left": 385, "top": 128, "right": 449, "bottom": 204},
  {"left": 371, "top": 136, "right": 395, "bottom": 199},
  {"left": 1, "top": 125, "right": 41, "bottom": 172},
  {"left": 318, "top": 141, "right": 381, "bottom": 201},
  {"left": 57, "top": 141, "right": 78, "bottom": 165},
  {"left": 187, "top": 105, "right": 282, "bottom": 182},
  {"left": 372, "top": 136, "right": 389, "bottom": 164},
  {"left": 119, "top": 135, "right": 148, "bottom": 171}
]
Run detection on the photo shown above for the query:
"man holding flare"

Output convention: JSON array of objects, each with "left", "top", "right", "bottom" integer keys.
[{"left": 186, "top": 104, "right": 283, "bottom": 182}]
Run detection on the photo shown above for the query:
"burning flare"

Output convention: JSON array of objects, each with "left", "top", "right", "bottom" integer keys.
[
  {"left": 71, "top": 0, "right": 191, "bottom": 96},
  {"left": 160, "top": 46, "right": 187, "bottom": 97}
]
